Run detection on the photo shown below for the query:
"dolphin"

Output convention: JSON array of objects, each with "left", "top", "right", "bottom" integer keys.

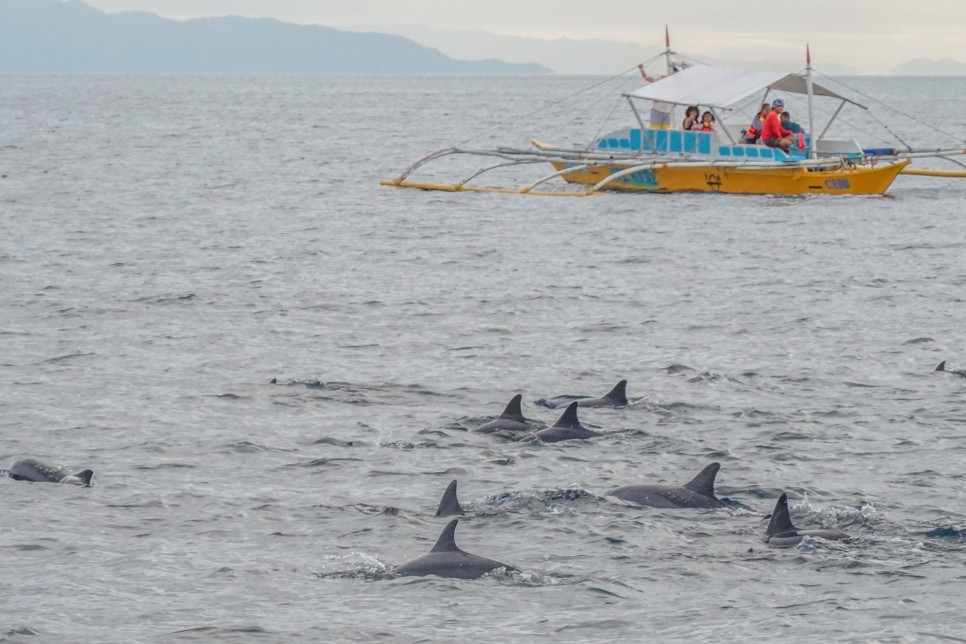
[
  {"left": 606, "top": 462, "right": 725, "bottom": 509},
  {"left": 395, "top": 519, "right": 515, "bottom": 579},
  {"left": 572, "top": 379, "right": 628, "bottom": 408},
  {"left": 435, "top": 480, "right": 465, "bottom": 517},
  {"left": 473, "top": 394, "right": 537, "bottom": 434},
  {"left": 936, "top": 361, "right": 966, "bottom": 378},
  {"left": 763, "top": 493, "right": 850, "bottom": 547},
  {"left": 6, "top": 458, "right": 93, "bottom": 486},
  {"left": 534, "top": 402, "right": 600, "bottom": 443},
  {"left": 539, "top": 380, "right": 628, "bottom": 409}
]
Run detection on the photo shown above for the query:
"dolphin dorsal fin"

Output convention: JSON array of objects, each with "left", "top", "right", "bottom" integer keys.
[
  {"left": 553, "top": 402, "right": 581, "bottom": 428},
  {"left": 430, "top": 519, "right": 461, "bottom": 553},
  {"left": 936, "top": 361, "right": 947, "bottom": 372},
  {"left": 499, "top": 394, "right": 525, "bottom": 422},
  {"left": 435, "top": 480, "right": 464, "bottom": 517},
  {"left": 682, "top": 462, "right": 720, "bottom": 497},
  {"left": 74, "top": 469, "right": 94, "bottom": 486},
  {"left": 605, "top": 380, "right": 628, "bottom": 404},
  {"left": 765, "top": 493, "right": 797, "bottom": 537}
]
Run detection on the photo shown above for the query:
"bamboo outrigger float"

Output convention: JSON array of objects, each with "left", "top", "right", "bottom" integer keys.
[{"left": 382, "top": 33, "right": 966, "bottom": 197}]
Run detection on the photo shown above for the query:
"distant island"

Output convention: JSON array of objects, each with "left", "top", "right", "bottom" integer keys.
[
  {"left": 0, "top": 0, "right": 552, "bottom": 74},
  {"left": 2, "top": 0, "right": 962, "bottom": 76},
  {"left": 359, "top": 25, "right": 966, "bottom": 77}
]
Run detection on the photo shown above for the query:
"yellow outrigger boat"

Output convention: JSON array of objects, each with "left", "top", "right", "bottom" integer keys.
[
  {"left": 539, "top": 154, "right": 911, "bottom": 196},
  {"left": 383, "top": 39, "right": 965, "bottom": 197}
]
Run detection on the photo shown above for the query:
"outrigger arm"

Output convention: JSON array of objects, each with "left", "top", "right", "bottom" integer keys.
[{"left": 391, "top": 146, "right": 458, "bottom": 183}]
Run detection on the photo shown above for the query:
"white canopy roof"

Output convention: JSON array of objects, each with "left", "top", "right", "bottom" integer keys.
[{"left": 626, "top": 64, "right": 865, "bottom": 110}]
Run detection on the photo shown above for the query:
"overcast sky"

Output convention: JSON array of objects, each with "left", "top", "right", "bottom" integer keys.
[{"left": 83, "top": 0, "right": 966, "bottom": 74}]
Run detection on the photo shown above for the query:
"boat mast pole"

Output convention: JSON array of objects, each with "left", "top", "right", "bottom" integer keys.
[
  {"left": 664, "top": 25, "right": 672, "bottom": 75},
  {"left": 664, "top": 25, "right": 675, "bottom": 132},
  {"left": 806, "top": 44, "right": 816, "bottom": 159}
]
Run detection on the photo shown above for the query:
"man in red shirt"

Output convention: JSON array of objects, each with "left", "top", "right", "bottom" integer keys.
[{"left": 761, "top": 98, "right": 795, "bottom": 151}]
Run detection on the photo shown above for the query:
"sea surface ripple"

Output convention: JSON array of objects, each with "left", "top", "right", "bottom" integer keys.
[{"left": 1, "top": 75, "right": 966, "bottom": 643}]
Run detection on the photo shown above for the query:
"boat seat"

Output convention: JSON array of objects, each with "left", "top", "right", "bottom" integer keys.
[{"left": 815, "top": 139, "right": 864, "bottom": 158}]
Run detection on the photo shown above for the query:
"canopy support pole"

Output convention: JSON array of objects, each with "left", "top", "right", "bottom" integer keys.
[
  {"left": 710, "top": 108, "right": 735, "bottom": 145},
  {"left": 817, "top": 101, "right": 846, "bottom": 142},
  {"left": 626, "top": 97, "right": 648, "bottom": 148}
]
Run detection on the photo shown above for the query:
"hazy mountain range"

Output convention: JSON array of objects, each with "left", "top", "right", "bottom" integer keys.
[
  {"left": 1, "top": 0, "right": 963, "bottom": 76},
  {"left": 0, "top": 0, "right": 549, "bottom": 74},
  {"left": 371, "top": 24, "right": 966, "bottom": 76},
  {"left": 358, "top": 24, "right": 868, "bottom": 76}
]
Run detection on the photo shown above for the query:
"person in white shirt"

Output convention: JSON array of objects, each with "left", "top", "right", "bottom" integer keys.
[{"left": 637, "top": 64, "right": 674, "bottom": 129}]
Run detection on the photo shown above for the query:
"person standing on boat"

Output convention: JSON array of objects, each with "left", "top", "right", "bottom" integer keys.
[
  {"left": 637, "top": 64, "right": 673, "bottom": 129},
  {"left": 741, "top": 103, "right": 771, "bottom": 143},
  {"left": 761, "top": 98, "right": 795, "bottom": 152}
]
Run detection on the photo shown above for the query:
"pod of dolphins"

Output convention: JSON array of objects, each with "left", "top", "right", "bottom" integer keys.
[
  {"left": 396, "top": 377, "right": 856, "bottom": 579},
  {"left": 5, "top": 362, "right": 962, "bottom": 580},
  {"left": 405, "top": 465, "right": 849, "bottom": 578}
]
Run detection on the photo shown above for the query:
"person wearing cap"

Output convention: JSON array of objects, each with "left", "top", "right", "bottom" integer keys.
[{"left": 760, "top": 98, "right": 795, "bottom": 151}]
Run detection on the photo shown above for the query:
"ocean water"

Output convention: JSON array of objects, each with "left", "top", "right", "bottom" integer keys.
[{"left": 1, "top": 74, "right": 966, "bottom": 643}]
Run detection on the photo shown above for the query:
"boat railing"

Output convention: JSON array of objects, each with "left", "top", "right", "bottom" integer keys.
[
  {"left": 595, "top": 127, "right": 820, "bottom": 164},
  {"left": 595, "top": 128, "right": 714, "bottom": 156}
]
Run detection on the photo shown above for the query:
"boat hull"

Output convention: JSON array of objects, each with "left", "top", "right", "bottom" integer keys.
[{"left": 550, "top": 159, "right": 911, "bottom": 196}]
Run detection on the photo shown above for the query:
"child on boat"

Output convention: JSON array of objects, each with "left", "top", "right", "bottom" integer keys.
[{"left": 693, "top": 111, "right": 716, "bottom": 131}]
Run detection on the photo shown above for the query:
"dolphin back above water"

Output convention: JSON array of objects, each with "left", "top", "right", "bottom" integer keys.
[
  {"left": 763, "top": 493, "right": 850, "bottom": 547},
  {"left": 6, "top": 458, "right": 93, "bottom": 486},
  {"left": 395, "top": 519, "right": 514, "bottom": 579},
  {"left": 936, "top": 361, "right": 966, "bottom": 378},
  {"left": 606, "top": 462, "right": 725, "bottom": 509},
  {"left": 539, "top": 380, "right": 628, "bottom": 409},
  {"left": 435, "top": 480, "right": 465, "bottom": 517},
  {"left": 574, "top": 379, "right": 628, "bottom": 407},
  {"left": 473, "top": 394, "right": 535, "bottom": 434},
  {"left": 535, "top": 402, "right": 601, "bottom": 443}
]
